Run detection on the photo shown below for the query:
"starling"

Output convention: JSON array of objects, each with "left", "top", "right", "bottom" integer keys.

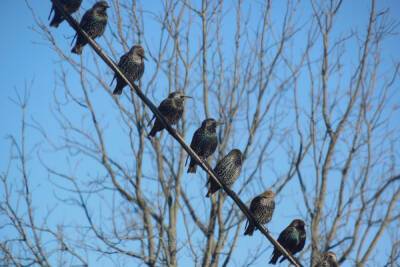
[
  {"left": 148, "top": 92, "right": 191, "bottom": 137},
  {"left": 49, "top": 0, "right": 82, "bottom": 28},
  {"left": 71, "top": 1, "right": 109, "bottom": 55},
  {"left": 111, "top": 45, "right": 146, "bottom": 95},
  {"left": 206, "top": 149, "right": 243, "bottom": 197},
  {"left": 269, "top": 219, "right": 306, "bottom": 265},
  {"left": 313, "top": 252, "right": 339, "bottom": 267},
  {"left": 186, "top": 118, "right": 221, "bottom": 173},
  {"left": 244, "top": 190, "right": 275, "bottom": 236}
]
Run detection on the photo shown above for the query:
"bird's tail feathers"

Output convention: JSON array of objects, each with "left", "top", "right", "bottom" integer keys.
[
  {"left": 244, "top": 221, "right": 254, "bottom": 236},
  {"left": 269, "top": 253, "right": 280, "bottom": 265},
  {"left": 148, "top": 127, "right": 157, "bottom": 138},
  {"left": 187, "top": 164, "right": 197, "bottom": 173},
  {"left": 50, "top": 16, "right": 62, "bottom": 28},
  {"left": 113, "top": 82, "right": 123, "bottom": 95},
  {"left": 205, "top": 182, "right": 219, "bottom": 197},
  {"left": 187, "top": 158, "right": 197, "bottom": 173},
  {"left": 71, "top": 44, "right": 83, "bottom": 55},
  {"left": 113, "top": 88, "right": 123, "bottom": 95}
]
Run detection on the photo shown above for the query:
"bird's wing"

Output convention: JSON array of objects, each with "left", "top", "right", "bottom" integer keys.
[
  {"left": 266, "top": 199, "right": 275, "bottom": 211},
  {"left": 158, "top": 98, "right": 172, "bottom": 116},
  {"left": 213, "top": 154, "right": 234, "bottom": 183},
  {"left": 277, "top": 226, "right": 297, "bottom": 246},
  {"left": 147, "top": 98, "right": 170, "bottom": 126},
  {"left": 190, "top": 128, "right": 202, "bottom": 150},
  {"left": 249, "top": 196, "right": 262, "bottom": 211},
  {"left": 71, "top": 10, "right": 91, "bottom": 44},
  {"left": 213, "top": 157, "right": 225, "bottom": 175},
  {"left": 216, "top": 152, "right": 234, "bottom": 171},
  {"left": 79, "top": 9, "right": 93, "bottom": 31},
  {"left": 111, "top": 53, "right": 129, "bottom": 84},
  {"left": 185, "top": 128, "right": 201, "bottom": 166},
  {"left": 118, "top": 53, "right": 129, "bottom": 68}
]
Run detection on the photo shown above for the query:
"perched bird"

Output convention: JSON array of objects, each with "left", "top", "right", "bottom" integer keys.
[
  {"left": 206, "top": 149, "right": 243, "bottom": 197},
  {"left": 49, "top": 0, "right": 82, "bottom": 28},
  {"left": 111, "top": 45, "right": 146, "bottom": 95},
  {"left": 244, "top": 190, "right": 275, "bottom": 236},
  {"left": 71, "top": 1, "right": 109, "bottom": 55},
  {"left": 269, "top": 219, "right": 306, "bottom": 265},
  {"left": 313, "top": 251, "right": 339, "bottom": 267},
  {"left": 148, "top": 92, "right": 191, "bottom": 137},
  {"left": 186, "top": 118, "right": 221, "bottom": 173}
]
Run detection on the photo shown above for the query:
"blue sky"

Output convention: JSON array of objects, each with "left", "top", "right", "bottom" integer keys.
[{"left": 1, "top": 1, "right": 400, "bottom": 266}]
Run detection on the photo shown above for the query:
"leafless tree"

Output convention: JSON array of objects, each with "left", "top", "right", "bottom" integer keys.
[{"left": 1, "top": 0, "right": 399, "bottom": 266}]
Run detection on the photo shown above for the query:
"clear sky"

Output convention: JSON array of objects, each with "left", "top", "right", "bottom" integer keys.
[{"left": 1, "top": 1, "right": 399, "bottom": 267}]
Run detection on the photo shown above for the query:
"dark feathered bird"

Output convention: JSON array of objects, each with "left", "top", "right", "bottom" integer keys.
[
  {"left": 313, "top": 252, "right": 339, "bottom": 267},
  {"left": 269, "top": 219, "right": 306, "bottom": 265},
  {"left": 49, "top": 0, "right": 82, "bottom": 28},
  {"left": 148, "top": 92, "right": 191, "bottom": 137},
  {"left": 244, "top": 190, "right": 275, "bottom": 236},
  {"left": 186, "top": 118, "right": 221, "bottom": 173},
  {"left": 206, "top": 149, "right": 243, "bottom": 197},
  {"left": 71, "top": 1, "right": 109, "bottom": 54},
  {"left": 111, "top": 45, "right": 146, "bottom": 95}
]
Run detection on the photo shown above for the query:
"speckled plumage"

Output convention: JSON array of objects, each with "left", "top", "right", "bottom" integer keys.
[
  {"left": 269, "top": 219, "right": 306, "bottom": 265},
  {"left": 49, "top": 0, "right": 82, "bottom": 28},
  {"left": 148, "top": 92, "right": 189, "bottom": 137},
  {"left": 206, "top": 149, "right": 243, "bottom": 197},
  {"left": 187, "top": 118, "right": 219, "bottom": 173},
  {"left": 71, "top": 1, "right": 109, "bottom": 54},
  {"left": 313, "top": 252, "right": 339, "bottom": 267},
  {"left": 244, "top": 190, "right": 275, "bottom": 236},
  {"left": 112, "top": 45, "right": 145, "bottom": 95}
]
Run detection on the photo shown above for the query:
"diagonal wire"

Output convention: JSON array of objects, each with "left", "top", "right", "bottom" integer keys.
[{"left": 49, "top": 1, "right": 303, "bottom": 266}]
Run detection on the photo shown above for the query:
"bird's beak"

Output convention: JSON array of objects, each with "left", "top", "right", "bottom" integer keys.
[
  {"left": 105, "top": 4, "right": 110, "bottom": 8},
  {"left": 216, "top": 121, "right": 224, "bottom": 125},
  {"left": 183, "top": 95, "right": 192, "bottom": 99},
  {"left": 143, "top": 55, "right": 148, "bottom": 61}
]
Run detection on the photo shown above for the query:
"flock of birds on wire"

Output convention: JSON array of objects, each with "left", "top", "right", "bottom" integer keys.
[{"left": 48, "top": 1, "right": 339, "bottom": 266}]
